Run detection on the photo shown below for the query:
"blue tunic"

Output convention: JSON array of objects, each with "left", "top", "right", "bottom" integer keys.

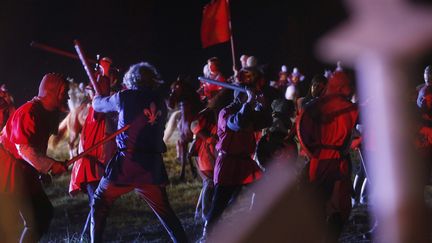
[{"left": 92, "top": 88, "right": 169, "bottom": 185}]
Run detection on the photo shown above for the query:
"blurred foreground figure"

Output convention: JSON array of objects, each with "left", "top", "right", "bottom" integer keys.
[
  {"left": 90, "top": 62, "right": 188, "bottom": 243},
  {"left": 298, "top": 71, "right": 358, "bottom": 242},
  {"left": 0, "top": 73, "right": 69, "bottom": 243}
]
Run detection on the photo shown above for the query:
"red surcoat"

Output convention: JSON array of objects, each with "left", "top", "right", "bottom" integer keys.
[
  {"left": 0, "top": 99, "right": 59, "bottom": 193},
  {"left": 301, "top": 95, "right": 358, "bottom": 220},
  {"left": 191, "top": 110, "right": 217, "bottom": 174},
  {"left": 69, "top": 107, "right": 115, "bottom": 195}
]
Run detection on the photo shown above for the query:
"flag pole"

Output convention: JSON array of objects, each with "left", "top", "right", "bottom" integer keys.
[{"left": 227, "top": 0, "right": 237, "bottom": 70}]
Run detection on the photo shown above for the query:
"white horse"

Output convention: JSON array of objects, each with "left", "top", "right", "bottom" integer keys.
[
  {"left": 163, "top": 109, "right": 181, "bottom": 144},
  {"left": 49, "top": 80, "right": 90, "bottom": 159}
]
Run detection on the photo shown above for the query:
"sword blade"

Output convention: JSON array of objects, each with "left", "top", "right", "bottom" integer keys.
[{"left": 198, "top": 77, "right": 247, "bottom": 93}]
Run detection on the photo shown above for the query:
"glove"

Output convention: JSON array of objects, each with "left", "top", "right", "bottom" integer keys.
[{"left": 50, "top": 161, "right": 67, "bottom": 176}]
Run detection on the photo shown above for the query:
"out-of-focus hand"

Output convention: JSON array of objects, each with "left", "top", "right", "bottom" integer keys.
[
  {"left": 205, "top": 135, "right": 218, "bottom": 145},
  {"left": 246, "top": 88, "right": 256, "bottom": 103},
  {"left": 50, "top": 161, "right": 67, "bottom": 176},
  {"left": 233, "top": 65, "right": 239, "bottom": 75},
  {"left": 350, "top": 136, "right": 362, "bottom": 150}
]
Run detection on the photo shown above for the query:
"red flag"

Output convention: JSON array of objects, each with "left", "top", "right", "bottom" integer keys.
[{"left": 201, "top": 0, "right": 231, "bottom": 48}]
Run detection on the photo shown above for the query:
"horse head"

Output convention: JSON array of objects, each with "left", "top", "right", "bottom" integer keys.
[
  {"left": 67, "top": 78, "right": 90, "bottom": 111},
  {"left": 168, "top": 76, "right": 198, "bottom": 109}
]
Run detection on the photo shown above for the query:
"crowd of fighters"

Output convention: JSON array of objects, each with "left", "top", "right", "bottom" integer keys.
[{"left": 0, "top": 53, "right": 430, "bottom": 243}]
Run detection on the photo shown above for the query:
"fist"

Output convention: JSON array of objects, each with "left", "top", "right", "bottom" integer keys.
[
  {"left": 246, "top": 88, "right": 255, "bottom": 103},
  {"left": 50, "top": 161, "right": 67, "bottom": 176}
]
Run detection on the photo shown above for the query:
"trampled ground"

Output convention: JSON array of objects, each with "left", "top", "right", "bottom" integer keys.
[{"left": 40, "top": 142, "right": 431, "bottom": 243}]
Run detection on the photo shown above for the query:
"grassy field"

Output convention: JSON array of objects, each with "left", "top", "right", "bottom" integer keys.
[
  {"left": 43, "top": 142, "right": 203, "bottom": 243},
  {"left": 41, "top": 139, "right": 432, "bottom": 243}
]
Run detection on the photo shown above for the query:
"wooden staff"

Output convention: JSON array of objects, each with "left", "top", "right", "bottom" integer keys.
[
  {"left": 227, "top": 0, "right": 237, "bottom": 69},
  {"left": 66, "top": 125, "right": 130, "bottom": 167},
  {"left": 73, "top": 40, "right": 102, "bottom": 95},
  {"left": 31, "top": 41, "right": 97, "bottom": 64}
]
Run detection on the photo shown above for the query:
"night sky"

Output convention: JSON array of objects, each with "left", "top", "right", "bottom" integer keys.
[{"left": 5, "top": 0, "right": 424, "bottom": 106}]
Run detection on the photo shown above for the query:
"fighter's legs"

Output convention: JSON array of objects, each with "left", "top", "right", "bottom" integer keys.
[
  {"left": 19, "top": 190, "right": 53, "bottom": 243},
  {"left": 203, "top": 184, "right": 242, "bottom": 237},
  {"left": 90, "top": 178, "right": 133, "bottom": 243},
  {"left": 86, "top": 181, "right": 100, "bottom": 205},
  {"left": 135, "top": 184, "right": 188, "bottom": 243},
  {"left": 0, "top": 195, "right": 20, "bottom": 243},
  {"left": 201, "top": 178, "right": 214, "bottom": 220}
]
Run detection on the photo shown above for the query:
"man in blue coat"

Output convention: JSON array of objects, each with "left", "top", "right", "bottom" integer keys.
[{"left": 90, "top": 62, "right": 188, "bottom": 243}]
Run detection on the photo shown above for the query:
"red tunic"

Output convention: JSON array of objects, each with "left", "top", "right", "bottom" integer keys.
[
  {"left": 0, "top": 99, "right": 59, "bottom": 193},
  {"left": 300, "top": 95, "right": 358, "bottom": 181},
  {"left": 302, "top": 95, "right": 358, "bottom": 220},
  {"left": 214, "top": 107, "right": 262, "bottom": 186},
  {"left": 191, "top": 109, "right": 217, "bottom": 174},
  {"left": 69, "top": 107, "right": 115, "bottom": 195}
]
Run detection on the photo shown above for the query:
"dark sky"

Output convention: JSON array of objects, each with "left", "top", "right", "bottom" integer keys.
[{"left": 1, "top": 0, "right": 353, "bottom": 105}]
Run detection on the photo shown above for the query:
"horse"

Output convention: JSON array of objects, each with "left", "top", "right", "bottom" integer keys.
[
  {"left": 49, "top": 80, "right": 90, "bottom": 159},
  {"left": 166, "top": 77, "right": 205, "bottom": 180}
]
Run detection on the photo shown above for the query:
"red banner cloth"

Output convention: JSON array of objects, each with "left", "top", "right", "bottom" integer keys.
[{"left": 201, "top": 0, "right": 231, "bottom": 48}]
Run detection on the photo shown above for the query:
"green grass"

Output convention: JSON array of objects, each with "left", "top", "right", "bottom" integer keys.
[
  {"left": 38, "top": 140, "right": 432, "bottom": 242},
  {"left": 42, "top": 144, "right": 203, "bottom": 243}
]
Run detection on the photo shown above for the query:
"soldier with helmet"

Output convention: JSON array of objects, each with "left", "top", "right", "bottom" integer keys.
[
  {"left": 270, "top": 65, "right": 289, "bottom": 92},
  {"left": 285, "top": 67, "right": 305, "bottom": 101},
  {"left": 256, "top": 99, "right": 298, "bottom": 171},
  {"left": 199, "top": 57, "right": 226, "bottom": 101}
]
